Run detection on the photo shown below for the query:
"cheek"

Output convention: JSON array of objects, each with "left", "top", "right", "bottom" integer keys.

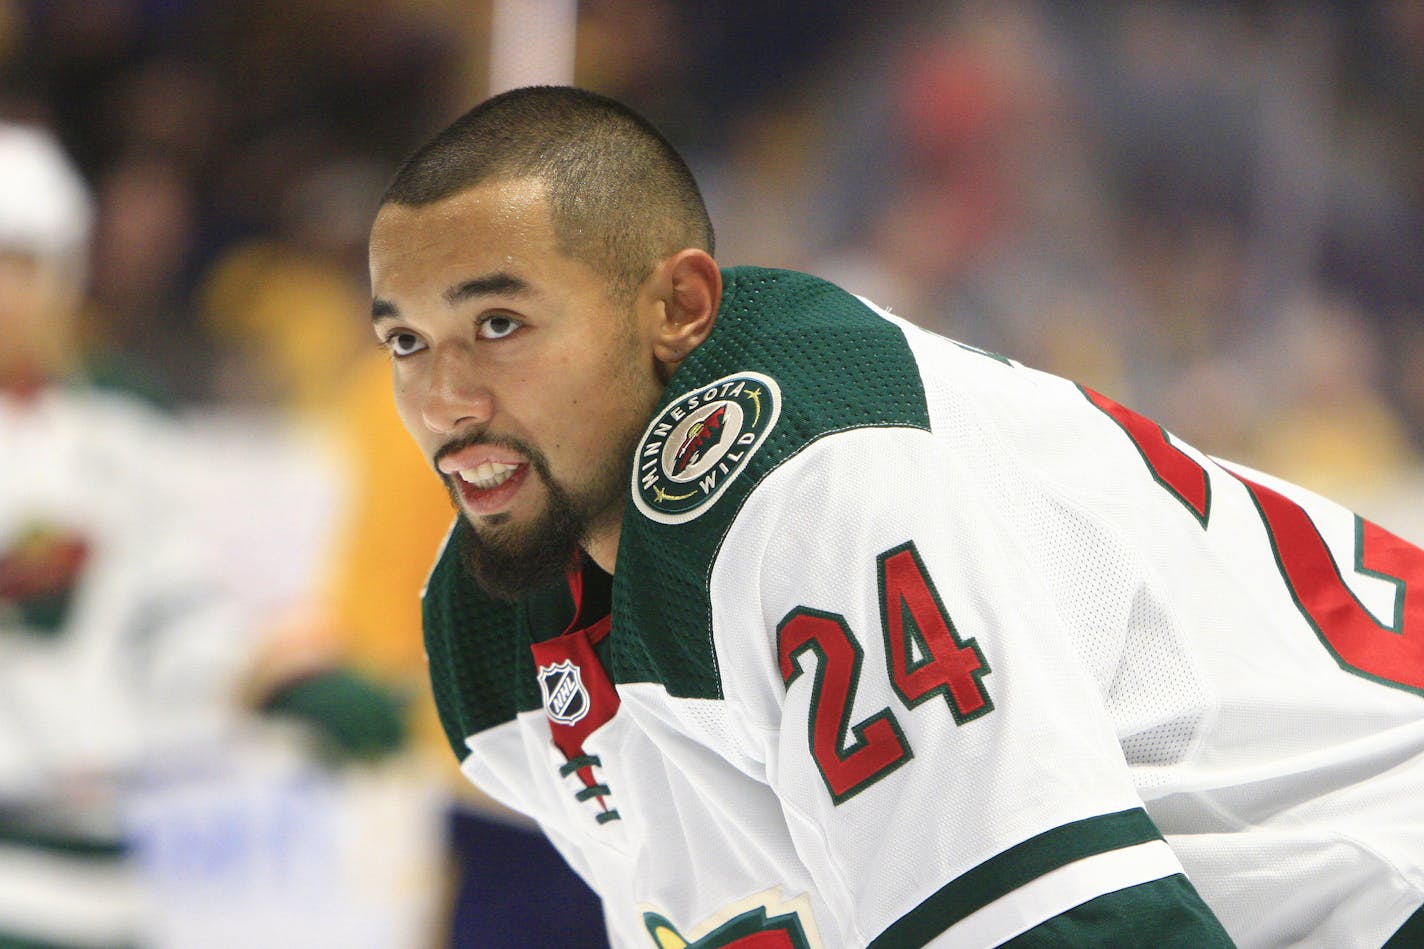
[
  {"left": 390, "top": 375, "right": 430, "bottom": 444},
  {"left": 584, "top": 390, "right": 660, "bottom": 459}
]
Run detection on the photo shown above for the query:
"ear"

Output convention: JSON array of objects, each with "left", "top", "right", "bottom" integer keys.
[{"left": 643, "top": 249, "right": 721, "bottom": 382}]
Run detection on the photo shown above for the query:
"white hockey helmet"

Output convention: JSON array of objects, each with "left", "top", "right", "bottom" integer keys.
[{"left": 0, "top": 122, "right": 93, "bottom": 272}]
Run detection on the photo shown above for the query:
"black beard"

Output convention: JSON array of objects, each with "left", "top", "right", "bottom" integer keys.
[
  {"left": 454, "top": 470, "right": 583, "bottom": 600},
  {"left": 436, "top": 432, "right": 607, "bottom": 601}
]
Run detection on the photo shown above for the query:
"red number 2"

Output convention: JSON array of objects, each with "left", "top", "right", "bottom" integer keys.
[
  {"left": 777, "top": 609, "right": 912, "bottom": 804},
  {"left": 1084, "top": 386, "right": 1424, "bottom": 696}
]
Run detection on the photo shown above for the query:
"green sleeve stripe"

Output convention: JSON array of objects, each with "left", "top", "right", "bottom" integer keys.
[
  {"left": 868, "top": 808, "right": 1161, "bottom": 948},
  {"left": 0, "top": 821, "right": 126, "bottom": 859},
  {"left": 0, "top": 927, "right": 136, "bottom": 949},
  {"left": 996, "top": 874, "right": 1236, "bottom": 948},
  {"left": 1385, "top": 903, "right": 1424, "bottom": 949}
]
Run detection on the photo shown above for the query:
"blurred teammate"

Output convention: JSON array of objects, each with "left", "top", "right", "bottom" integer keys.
[
  {"left": 370, "top": 87, "right": 1424, "bottom": 948},
  {"left": 0, "top": 123, "right": 249, "bottom": 947}
]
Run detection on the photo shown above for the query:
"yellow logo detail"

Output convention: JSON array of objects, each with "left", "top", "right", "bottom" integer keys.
[
  {"left": 746, "top": 387, "right": 763, "bottom": 426},
  {"left": 653, "top": 485, "right": 697, "bottom": 504}
]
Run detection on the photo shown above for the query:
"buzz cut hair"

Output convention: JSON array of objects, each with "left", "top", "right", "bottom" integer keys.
[{"left": 381, "top": 86, "right": 714, "bottom": 302}]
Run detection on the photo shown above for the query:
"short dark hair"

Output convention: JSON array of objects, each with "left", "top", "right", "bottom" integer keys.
[{"left": 382, "top": 86, "right": 714, "bottom": 301}]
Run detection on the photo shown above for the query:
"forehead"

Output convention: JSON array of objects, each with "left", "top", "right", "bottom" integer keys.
[{"left": 368, "top": 178, "right": 558, "bottom": 292}]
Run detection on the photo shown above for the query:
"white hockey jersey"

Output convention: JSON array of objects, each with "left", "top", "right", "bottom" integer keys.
[
  {"left": 0, "top": 385, "right": 246, "bottom": 947},
  {"left": 422, "top": 267, "right": 1424, "bottom": 948}
]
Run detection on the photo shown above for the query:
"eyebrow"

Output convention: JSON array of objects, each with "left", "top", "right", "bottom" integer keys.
[
  {"left": 371, "top": 271, "right": 532, "bottom": 323},
  {"left": 444, "top": 271, "right": 530, "bottom": 306},
  {"left": 371, "top": 298, "right": 398, "bottom": 321}
]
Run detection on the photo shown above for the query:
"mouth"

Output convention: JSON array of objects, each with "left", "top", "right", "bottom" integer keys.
[
  {"left": 450, "top": 461, "right": 530, "bottom": 516},
  {"left": 437, "top": 444, "right": 534, "bottom": 518}
]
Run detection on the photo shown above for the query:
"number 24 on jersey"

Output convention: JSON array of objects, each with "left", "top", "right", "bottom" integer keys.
[
  {"left": 778, "top": 389, "right": 1424, "bottom": 807},
  {"left": 777, "top": 540, "right": 993, "bottom": 805}
]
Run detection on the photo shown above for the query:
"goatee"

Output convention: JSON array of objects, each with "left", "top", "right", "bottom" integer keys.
[{"left": 455, "top": 471, "right": 583, "bottom": 600}]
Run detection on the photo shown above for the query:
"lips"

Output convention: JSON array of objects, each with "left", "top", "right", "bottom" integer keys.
[{"left": 437, "top": 445, "right": 531, "bottom": 516}]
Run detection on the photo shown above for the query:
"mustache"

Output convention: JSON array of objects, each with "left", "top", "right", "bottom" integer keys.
[{"left": 434, "top": 431, "right": 540, "bottom": 471}]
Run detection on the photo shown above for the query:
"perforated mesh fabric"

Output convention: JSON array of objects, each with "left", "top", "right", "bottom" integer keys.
[
  {"left": 1111, "top": 585, "right": 1206, "bottom": 776},
  {"left": 908, "top": 328, "right": 1207, "bottom": 779},
  {"left": 422, "top": 519, "right": 562, "bottom": 754}
]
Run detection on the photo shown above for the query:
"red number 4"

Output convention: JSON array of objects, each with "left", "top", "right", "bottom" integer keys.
[
  {"left": 778, "top": 542, "right": 992, "bottom": 804},
  {"left": 880, "top": 542, "right": 994, "bottom": 724}
]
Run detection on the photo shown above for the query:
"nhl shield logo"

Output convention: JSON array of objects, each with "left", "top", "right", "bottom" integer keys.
[
  {"left": 632, "top": 371, "right": 781, "bottom": 524},
  {"left": 537, "top": 660, "right": 591, "bottom": 726}
]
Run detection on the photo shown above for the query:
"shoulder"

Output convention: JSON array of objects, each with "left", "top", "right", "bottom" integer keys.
[
  {"left": 631, "top": 267, "right": 933, "bottom": 524},
  {"left": 19, "top": 385, "right": 190, "bottom": 498},
  {"left": 611, "top": 268, "right": 934, "bottom": 698},
  {"left": 48, "top": 382, "right": 177, "bottom": 437}
]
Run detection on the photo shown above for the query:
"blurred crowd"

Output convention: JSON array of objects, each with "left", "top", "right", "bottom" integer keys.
[
  {"left": 0, "top": 1, "right": 1421, "bottom": 947},
  {"left": 2, "top": 0, "right": 1420, "bottom": 514},
  {"left": 689, "top": 1, "right": 1424, "bottom": 533}
]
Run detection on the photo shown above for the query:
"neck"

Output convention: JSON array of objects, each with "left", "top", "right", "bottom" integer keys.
[{"left": 581, "top": 522, "right": 620, "bottom": 576}]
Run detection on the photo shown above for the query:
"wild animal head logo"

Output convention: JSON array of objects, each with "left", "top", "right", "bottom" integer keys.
[
  {"left": 0, "top": 524, "right": 90, "bottom": 636},
  {"left": 671, "top": 405, "right": 727, "bottom": 476},
  {"left": 640, "top": 888, "right": 820, "bottom": 948}
]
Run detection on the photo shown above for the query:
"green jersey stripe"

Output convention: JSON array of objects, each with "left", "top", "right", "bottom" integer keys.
[
  {"left": 1384, "top": 903, "right": 1424, "bottom": 949},
  {"left": 996, "top": 873, "right": 1235, "bottom": 948},
  {"left": 867, "top": 808, "right": 1163, "bottom": 948},
  {"left": 0, "top": 929, "right": 135, "bottom": 949}
]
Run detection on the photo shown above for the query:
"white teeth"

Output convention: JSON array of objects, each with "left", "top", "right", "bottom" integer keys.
[{"left": 458, "top": 461, "right": 518, "bottom": 490}]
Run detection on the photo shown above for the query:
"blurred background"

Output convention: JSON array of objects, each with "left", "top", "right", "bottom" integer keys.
[{"left": 0, "top": 1, "right": 1421, "bottom": 947}]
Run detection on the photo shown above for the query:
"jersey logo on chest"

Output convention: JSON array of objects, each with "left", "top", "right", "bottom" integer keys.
[
  {"left": 0, "top": 522, "right": 91, "bottom": 637},
  {"left": 641, "top": 888, "right": 822, "bottom": 949}
]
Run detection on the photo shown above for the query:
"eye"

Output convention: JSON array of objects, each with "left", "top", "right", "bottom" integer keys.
[
  {"left": 478, "top": 314, "right": 522, "bottom": 340},
  {"left": 383, "top": 331, "right": 427, "bottom": 358}
]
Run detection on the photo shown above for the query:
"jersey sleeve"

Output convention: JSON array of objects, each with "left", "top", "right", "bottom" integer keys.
[{"left": 708, "top": 424, "right": 1235, "bottom": 947}]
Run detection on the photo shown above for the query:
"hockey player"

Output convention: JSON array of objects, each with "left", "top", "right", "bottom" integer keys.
[
  {"left": 0, "top": 124, "right": 254, "bottom": 945},
  {"left": 369, "top": 86, "right": 1424, "bottom": 948},
  {"left": 0, "top": 118, "right": 425, "bottom": 949}
]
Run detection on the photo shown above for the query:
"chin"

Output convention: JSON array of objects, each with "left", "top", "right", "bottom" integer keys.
[{"left": 458, "top": 494, "right": 583, "bottom": 600}]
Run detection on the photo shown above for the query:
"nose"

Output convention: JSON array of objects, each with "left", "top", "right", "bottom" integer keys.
[{"left": 420, "top": 342, "right": 493, "bottom": 434}]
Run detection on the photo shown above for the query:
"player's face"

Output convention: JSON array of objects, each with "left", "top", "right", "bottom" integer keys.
[
  {"left": 369, "top": 178, "right": 664, "bottom": 597},
  {"left": 0, "top": 251, "right": 78, "bottom": 385}
]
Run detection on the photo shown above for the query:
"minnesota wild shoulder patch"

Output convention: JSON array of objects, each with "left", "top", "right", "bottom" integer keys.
[{"left": 632, "top": 371, "right": 780, "bottom": 524}]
